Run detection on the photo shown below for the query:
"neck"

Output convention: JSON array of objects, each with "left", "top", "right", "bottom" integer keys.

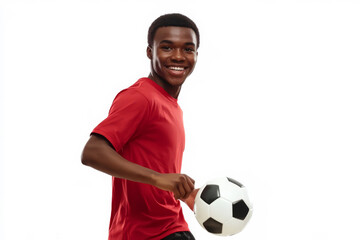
[{"left": 148, "top": 73, "right": 181, "bottom": 99}]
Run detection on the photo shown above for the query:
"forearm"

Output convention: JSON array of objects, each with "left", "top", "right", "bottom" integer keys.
[
  {"left": 81, "top": 134, "right": 195, "bottom": 199},
  {"left": 81, "top": 135, "right": 159, "bottom": 186}
]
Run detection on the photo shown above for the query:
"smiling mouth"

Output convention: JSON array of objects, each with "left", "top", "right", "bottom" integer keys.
[{"left": 167, "top": 66, "right": 186, "bottom": 71}]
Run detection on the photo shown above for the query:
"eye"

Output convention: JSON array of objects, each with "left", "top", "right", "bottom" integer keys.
[
  {"left": 161, "top": 46, "right": 172, "bottom": 51},
  {"left": 185, "top": 47, "right": 195, "bottom": 53}
]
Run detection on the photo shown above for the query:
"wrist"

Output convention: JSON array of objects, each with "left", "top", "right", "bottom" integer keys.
[{"left": 148, "top": 171, "right": 161, "bottom": 187}]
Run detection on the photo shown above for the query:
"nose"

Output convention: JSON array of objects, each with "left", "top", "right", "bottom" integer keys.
[{"left": 171, "top": 48, "right": 185, "bottom": 62}]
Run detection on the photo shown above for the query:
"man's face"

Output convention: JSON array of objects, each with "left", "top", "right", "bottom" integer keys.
[{"left": 147, "top": 26, "right": 198, "bottom": 88}]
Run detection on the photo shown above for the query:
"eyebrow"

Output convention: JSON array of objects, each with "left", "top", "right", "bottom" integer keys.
[{"left": 159, "top": 40, "right": 196, "bottom": 46}]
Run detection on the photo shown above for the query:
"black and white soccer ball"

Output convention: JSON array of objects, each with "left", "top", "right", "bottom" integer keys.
[{"left": 194, "top": 177, "right": 253, "bottom": 236}]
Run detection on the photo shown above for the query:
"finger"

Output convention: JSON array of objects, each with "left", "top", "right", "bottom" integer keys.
[
  {"left": 177, "top": 182, "right": 186, "bottom": 199},
  {"left": 186, "top": 175, "right": 195, "bottom": 190},
  {"left": 182, "top": 178, "right": 194, "bottom": 199},
  {"left": 188, "top": 175, "right": 195, "bottom": 185},
  {"left": 173, "top": 186, "right": 181, "bottom": 200},
  {"left": 184, "top": 175, "right": 195, "bottom": 193}
]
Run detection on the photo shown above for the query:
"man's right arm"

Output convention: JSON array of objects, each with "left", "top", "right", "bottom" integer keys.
[{"left": 81, "top": 134, "right": 195, "bottom": 200}]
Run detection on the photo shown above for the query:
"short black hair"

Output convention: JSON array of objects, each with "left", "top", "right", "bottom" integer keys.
[{"left": 148, "top": 13, "right": 200, "bottom": 48}]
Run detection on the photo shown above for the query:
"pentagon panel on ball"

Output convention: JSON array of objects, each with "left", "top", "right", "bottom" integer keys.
[
  {"left": 200, "top": 184, "right": 220, "bottom": 204},
  {"left": 194, "top": 176, "right": 253, "bottom": 236}
]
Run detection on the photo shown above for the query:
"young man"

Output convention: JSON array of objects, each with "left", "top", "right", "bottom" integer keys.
[{"left": 81, "top": 14, "right": 200, "bottom": 240}]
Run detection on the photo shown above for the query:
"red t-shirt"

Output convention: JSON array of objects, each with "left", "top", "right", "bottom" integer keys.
[{"left": 92, "top": 78, "right": 189, "bottom": 240}]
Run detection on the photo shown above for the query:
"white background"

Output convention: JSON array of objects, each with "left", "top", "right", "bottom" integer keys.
[{"left": 1, "top": 0, "right": 360, "bottom": 239}]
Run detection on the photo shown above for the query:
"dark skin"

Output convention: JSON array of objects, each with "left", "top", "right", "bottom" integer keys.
[
  {"left": 147, "top": 26, "right": 198, "bottom": 99},
  {"left": 81, "top": 26, "right": 199, "bottom": 210}
]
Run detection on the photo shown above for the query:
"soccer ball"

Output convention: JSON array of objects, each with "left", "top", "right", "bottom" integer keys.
[{"left": 194, "top": 177, "right": 253, "bottom": 236}]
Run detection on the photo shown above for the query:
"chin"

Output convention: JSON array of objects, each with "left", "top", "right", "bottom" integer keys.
[{"left": 166, "top": 77, "right": 187, "bottom": 87}]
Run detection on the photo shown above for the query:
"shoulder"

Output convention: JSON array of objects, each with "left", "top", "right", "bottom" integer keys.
[
  {"left": 113, "top": 79, "right": 152, "bottom": 103},
  {"left": 109, "top": 80, "right": 153, "bottom": 115},
  {"left": 117, "top": 78, "right": 156, "bottom": 101}
]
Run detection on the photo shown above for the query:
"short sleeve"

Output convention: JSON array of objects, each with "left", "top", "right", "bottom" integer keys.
[{"left": 91, "top": 89, "right": 149, "bottom": 152}]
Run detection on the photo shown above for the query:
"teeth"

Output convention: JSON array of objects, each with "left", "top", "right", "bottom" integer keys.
[{"left": 168, "top": 66, "right": 184, "bottom": 71}]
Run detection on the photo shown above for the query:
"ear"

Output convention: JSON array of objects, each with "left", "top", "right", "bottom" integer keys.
[{"left": 146, "top": 46, "right": 153, "bottom": 60}]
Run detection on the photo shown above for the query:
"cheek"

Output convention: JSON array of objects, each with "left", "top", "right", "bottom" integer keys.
[
  {"left": 152, "top": 57, "right": 163, "bottom": 73},
  {"left": 188, "top": 55, "right": 197, "bottom": 68},
  {"left": 152, "top": 53, "right": 166, "bottom": 72}
]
